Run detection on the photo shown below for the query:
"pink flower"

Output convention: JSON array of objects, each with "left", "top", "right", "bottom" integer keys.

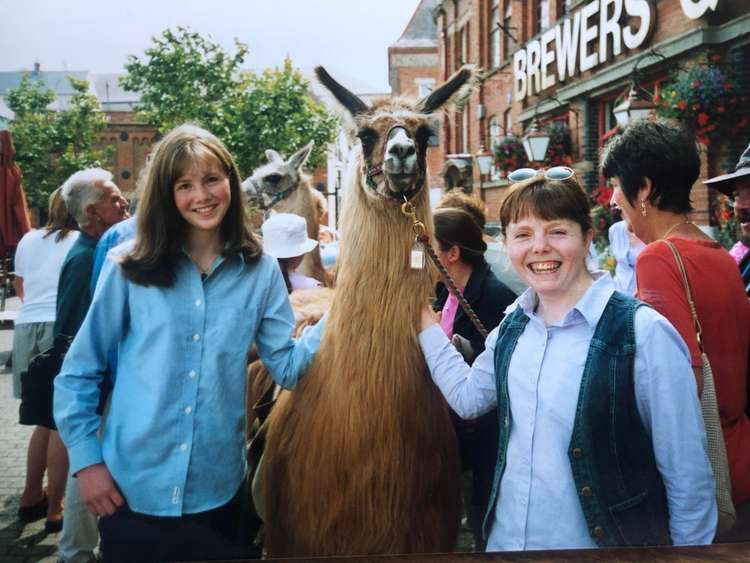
[
  {"left": 677, "top": 100, "right": 687, "bottom": 110},
  {"left": 697, "top": 112, "right": 710, "bottom": 126}
]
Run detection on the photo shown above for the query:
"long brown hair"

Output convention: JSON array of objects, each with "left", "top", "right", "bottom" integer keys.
[
  {"left": 42, "top": 187, "right": 78, "bottom": 242},
  {"left": 120, "top": 124, "right": 261, "bottom": 286}
]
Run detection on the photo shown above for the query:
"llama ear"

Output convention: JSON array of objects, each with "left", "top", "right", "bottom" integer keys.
[
  {"left": 288, "top": 141, "right": 314, "bottom": 171},
  {"left": 315, "top": 66, "right": 368, "bottom": 117},
  {"left": 265, "top": 149, "right": 284, "bottom": 164},
  {"left": 416, "top": 65, "right": 476, "bottom": 114}
]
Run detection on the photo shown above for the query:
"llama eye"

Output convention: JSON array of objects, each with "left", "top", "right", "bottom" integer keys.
[
  {"left": 356, "top": 128, "right": 378, "bottom": 157},
  {"left": 416, "top": 124, "right": 435, "bottom": 146},
  {"left": 266, "top": 174, "right": 282, "bottom": 184}
]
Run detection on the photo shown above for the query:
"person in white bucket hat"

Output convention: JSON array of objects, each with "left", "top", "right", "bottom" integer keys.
[{"left": 262, "top": 213, "right": 321, "bottom": 292}]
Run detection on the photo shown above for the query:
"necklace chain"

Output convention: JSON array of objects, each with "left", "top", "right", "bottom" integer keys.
[{"left": 662, "top": 219, "right": 693, "bottom": 239}]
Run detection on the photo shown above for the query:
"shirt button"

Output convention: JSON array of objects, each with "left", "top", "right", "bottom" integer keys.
[
  {"left": 572, "top": 448, "right": 583, "bottom": 459},
  {"left": 195, "top": 299, "right": 202, "bottom": 307},
  {"left": 184, "top": 406, "right": 192, "bottom": 414},
  {"left": 189, "top": 370, "right": 197, "bottom": 378},
  {"left": 192, "top": 333, "right": 200, "bottom": 342},
  {"left": 180, "top": 443, "right": 188, "bottom": 452},
  {"left": 581, "top": 486, "right": 593, "bottom": 497},
  {"left": 592, "top": 526, "right": 605, "bottom": 538}
]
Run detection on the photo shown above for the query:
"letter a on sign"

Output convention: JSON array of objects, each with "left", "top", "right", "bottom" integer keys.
[{"left": 680, "top": 0, "right": 719, "bottom": 19}]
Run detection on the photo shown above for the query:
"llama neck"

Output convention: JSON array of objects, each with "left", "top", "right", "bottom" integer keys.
[{"left": 330, "top": 172, "right": 435, "bottom": 332}]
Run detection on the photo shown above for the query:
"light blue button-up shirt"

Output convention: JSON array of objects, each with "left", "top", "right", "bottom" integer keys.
[
  {"left": 54, "top": 244, "right": 324, "bottom": 516},
  {"left": 419, "top": 273, "right": 717, "bottom": 550}
]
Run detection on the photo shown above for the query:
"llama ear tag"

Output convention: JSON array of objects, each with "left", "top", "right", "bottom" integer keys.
[{"left": 410, "top": 239, "right": 425, "bottom": 270}]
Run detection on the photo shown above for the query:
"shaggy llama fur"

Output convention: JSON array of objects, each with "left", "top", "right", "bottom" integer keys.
[{"left": 260, "top": 66, "right": 475, "bottom": 557}]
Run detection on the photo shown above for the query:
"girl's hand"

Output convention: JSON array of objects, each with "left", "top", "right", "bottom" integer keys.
[
  {"left": 76, "top": 463, "right": 124, "bottom": 517},
  {"left": 421, "top": 305, "right": 440, "bottom": 331}
]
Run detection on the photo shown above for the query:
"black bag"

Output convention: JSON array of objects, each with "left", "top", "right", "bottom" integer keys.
[{"left": 19, "top": 334, "right": 72, "bottom": 429}]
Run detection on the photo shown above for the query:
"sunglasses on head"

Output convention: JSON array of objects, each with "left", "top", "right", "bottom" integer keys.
[{"left": 508, "top": 166, "right": 576, "bottom": 183}]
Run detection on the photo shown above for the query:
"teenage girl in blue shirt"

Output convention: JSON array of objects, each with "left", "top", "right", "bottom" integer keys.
[{"left": 54, "top": 124, "right": 324, "bottom": 562}]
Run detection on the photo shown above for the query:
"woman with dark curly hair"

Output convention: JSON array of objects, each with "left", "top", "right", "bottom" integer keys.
[{"left": 602, "top": 118, "right": 750, "bottom": 537}]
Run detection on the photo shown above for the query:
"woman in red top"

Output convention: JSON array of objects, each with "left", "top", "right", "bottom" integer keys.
[{"left": 601, "top": 118, "right": 750, "bottom": 536}]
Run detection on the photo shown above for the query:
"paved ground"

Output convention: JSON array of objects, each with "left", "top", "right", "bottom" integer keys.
[{"left": 0, "top": 297, "right": 59, "bottom": 563}]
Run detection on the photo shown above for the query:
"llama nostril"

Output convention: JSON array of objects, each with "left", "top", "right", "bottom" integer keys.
[{"left": 388, "top": 143, "right": 416, "bottom": 160}]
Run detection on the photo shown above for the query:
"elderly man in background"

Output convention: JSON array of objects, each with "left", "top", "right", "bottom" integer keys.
[
  {"left": 705, "top": 142, "right": 750, "bottom": 296},
  {"left": 55, "top": 168, "right": 128, "bottom": 563}
]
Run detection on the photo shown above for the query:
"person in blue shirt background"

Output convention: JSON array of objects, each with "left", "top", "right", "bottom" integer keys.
[
  {"left": 419, "top": 168, "right": 716, "bottom": 551},
  {"left": 53, "top": 124, "right": 324, "bottom": 562}
]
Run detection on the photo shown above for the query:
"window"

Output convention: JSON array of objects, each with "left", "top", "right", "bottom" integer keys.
[
  {"left": 460, "top": 25, "right": 469, "bottom": 66},
  {"left": 489, "top": 116, "right": 502, "bottom": 149},
  {"left": 461, "top": 109, "right": 469, "bottom": 153},
  {"left": 503, "top": 1, "right": 514, "bottom": 61},
  {"left": 536, "top": 0, "right": 550, "bottom": 34},
  {"left": 489, "top": 116, "right": 503, "bottom": 179},
  {"left": 415, "top": 78, "right": 436, "bottom": 98},
  {"left": 490, "top": 0, "right": 501, "bottom": 68},
  {"left": 503, "top": 108, "right": 513, "bottom": 136}
]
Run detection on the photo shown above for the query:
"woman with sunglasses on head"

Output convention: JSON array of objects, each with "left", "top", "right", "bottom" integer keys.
[
  {"left": 419, "top": 166, "right": 716, "bottom": 551},
  {"left": 53, "top": 124, "right": 324, "bottom": 562},
  {"left": 602, "top": 118, "right": 750, "bottom": 537}
]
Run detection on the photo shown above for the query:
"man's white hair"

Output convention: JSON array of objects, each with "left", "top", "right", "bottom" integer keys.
[{"left": 61, "top": 168, "right": 113, "bottom": 228}]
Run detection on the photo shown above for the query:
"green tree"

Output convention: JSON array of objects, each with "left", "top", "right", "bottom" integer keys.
[
  {"left": 7, "top": 75, "right": 112, "bottom": 209},
  {"left": 232, "top": 59, "right": 338, "bottom": 173},
  {"left": 120, "top": 26, "right": 248, "bottom": 138},
  {"left": 121, "top": 27, "right": 337, "bottom": 176}
]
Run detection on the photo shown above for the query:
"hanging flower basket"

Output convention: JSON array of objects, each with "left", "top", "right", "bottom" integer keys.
[
  {"left": 493, "top": 135, "right": 528, "bottom": 174},
  {"left": 590, "top": 184, "right": 619, "bottom": 253},
  {"left": 543, "top": 121, "right": 573, "bottom": 167},
  {"left": 656, "top": 52, "right": 750, "bottom": 146}
]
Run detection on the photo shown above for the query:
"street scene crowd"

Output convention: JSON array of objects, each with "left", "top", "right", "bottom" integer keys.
[
  {"left": 3, "top": 0, "right": 750, "bottom": 560},
  {"left": 2, "top": 98, "right": 749, "bottom": 562}
]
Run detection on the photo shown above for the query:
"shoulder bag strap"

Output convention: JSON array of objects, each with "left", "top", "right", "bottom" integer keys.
[{"left": 661, "top": 240, "right": 705, "bottom": 355}]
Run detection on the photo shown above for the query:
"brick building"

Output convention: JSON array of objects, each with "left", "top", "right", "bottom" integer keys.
[
  {"left": 429, "top": 0, "right": 750, "bottom": 226},
  {"left": 0, "top": 66, "right": 156, "bottom": 212},
  {"left": 388, "top": 0, "right": 445, "bottom": 191}
]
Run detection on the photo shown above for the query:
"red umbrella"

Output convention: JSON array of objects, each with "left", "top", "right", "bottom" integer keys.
[{"left": 0, "top": 129, "right": 31, "bottom": 256}]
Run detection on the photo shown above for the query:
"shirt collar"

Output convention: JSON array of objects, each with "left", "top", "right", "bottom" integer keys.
[{"left": 514, "top": 271, "right": 616, "bottom": 328}]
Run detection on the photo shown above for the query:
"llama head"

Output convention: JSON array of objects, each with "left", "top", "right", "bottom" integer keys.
[
  {"left": 315, "top": 65, "right": 474, "bottom": 203},
  {"left": 242, "top": 141, "right": 314, "bottom": 211}
]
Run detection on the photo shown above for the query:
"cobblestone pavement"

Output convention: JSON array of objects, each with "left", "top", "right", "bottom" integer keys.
[{"left": 0, "top": 298, "right": 59, "bottom": 562}]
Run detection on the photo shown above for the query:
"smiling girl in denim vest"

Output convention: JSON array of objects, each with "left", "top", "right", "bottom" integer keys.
[{"left": 419, "top": 168, "right": 716, "bottom": 551}]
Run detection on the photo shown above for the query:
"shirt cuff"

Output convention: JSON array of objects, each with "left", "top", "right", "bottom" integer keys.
[
  {"left": 418, "top": 323, "right": 449, "bottom": 355},
  {"left": 68, "top": 437, "right": 104, "bottom": 476}
]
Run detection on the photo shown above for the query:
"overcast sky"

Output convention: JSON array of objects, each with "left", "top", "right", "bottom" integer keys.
[{"left": 0, "top": 0, "right": 421, "bottom": 92}]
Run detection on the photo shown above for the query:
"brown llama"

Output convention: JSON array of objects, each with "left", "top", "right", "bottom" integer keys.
[
  {"left": 242, "top": 142, "right": 330, "bottom": 285},
  {"left": 260, "top": 65, "right": 475, "bottom": 557}
]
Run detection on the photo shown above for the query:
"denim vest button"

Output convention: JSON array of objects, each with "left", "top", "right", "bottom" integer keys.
[
  {"left": 572, "top": 447, "right": 583, "bottom": 458},
  {"left": 592, "top": 526, "right": 605, "bottom": 538},
  {"left": 581, "top": 486, "right": 592, "bottom": 497}
]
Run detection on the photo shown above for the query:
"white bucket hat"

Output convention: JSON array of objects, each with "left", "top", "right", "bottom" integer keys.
[{"left": 262, "top": 213, "right": 318, "bottom": 259}]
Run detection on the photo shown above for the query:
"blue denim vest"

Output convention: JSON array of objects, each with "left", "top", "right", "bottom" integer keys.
[{"left": 486, "top": 292, "right": 672, "bottom": 547}]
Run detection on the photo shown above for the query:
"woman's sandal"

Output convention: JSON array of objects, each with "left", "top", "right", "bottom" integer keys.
[{"left": 17, "top": 493, "right": 48, "bottom": 523}]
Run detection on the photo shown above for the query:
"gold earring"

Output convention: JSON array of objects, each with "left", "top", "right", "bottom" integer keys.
[{"left": 640, "top": 200, "right": 647, "bottom": 217}]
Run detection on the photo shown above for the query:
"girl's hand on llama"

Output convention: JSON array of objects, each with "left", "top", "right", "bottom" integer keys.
[
  {"left": 421, "top": 305, "right": 440, "bottom": 330},
  {"left": 76, "top": 463, "right": 124, "bottom": 517}
]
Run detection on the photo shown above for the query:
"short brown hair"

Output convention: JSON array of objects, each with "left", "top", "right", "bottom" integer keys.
[
  {"left": 121, "top": 124, "right": 261, "bottom": 287},
  {"left": 499, "top": 174, "right": 592, "bottom": 238}
]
